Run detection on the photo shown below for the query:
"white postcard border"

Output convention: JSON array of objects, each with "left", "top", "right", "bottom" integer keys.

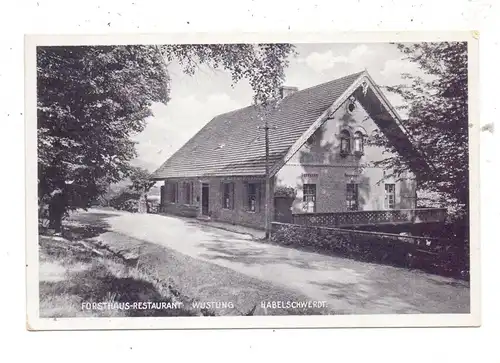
[{"left": 25, "top": 31, "right": 481, "bottom": 330}]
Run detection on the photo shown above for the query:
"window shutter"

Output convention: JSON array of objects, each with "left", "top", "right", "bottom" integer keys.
[
  {"left": 256, "top": 182, "right": 262, "bottom": 212},
  {"left": 231, "top": 182, "right": 235, "bottom": 210},
  {"left": 243, "top": 181, "right": 248, "bottom": 210},
  {"left": 220, "top": 182, "right": 224, "bottom": 208},
  {"left": 182, "top": 182, "right": 185, "bottom": 204},
  {"left": 190, "top": 182, "right": 194, "bottom": 204}
]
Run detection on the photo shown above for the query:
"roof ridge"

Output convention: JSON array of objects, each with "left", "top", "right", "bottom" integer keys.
[
  {"left": 212, "top": 103, "right": 255, "bottom": 119},
  {"left": 289, "top": 70, "right": 365, "bottom": 95},
  {"left": 213, "top": 71, "right": 366, "bottom": 119}
]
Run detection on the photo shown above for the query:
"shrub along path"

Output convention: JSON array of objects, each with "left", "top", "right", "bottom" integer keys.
[{"left": 82, "top": 208, "right": 470, "bottom": 315}]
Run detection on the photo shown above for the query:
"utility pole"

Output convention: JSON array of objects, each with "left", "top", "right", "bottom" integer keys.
[{"left": 258, "top": 121, "right": 277, "bottom": 241}]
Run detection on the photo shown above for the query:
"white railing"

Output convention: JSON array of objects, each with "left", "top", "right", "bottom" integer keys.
[{"left": 292, "top": 208, "right": 447, "bottom": 227}]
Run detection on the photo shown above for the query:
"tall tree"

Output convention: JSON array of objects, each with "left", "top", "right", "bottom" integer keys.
[
  {"left": 38, "top": 44, "right": 294, "bottom": 231},
  {"left": 369, "top": 42, "right": 468, "bottom": 225}
]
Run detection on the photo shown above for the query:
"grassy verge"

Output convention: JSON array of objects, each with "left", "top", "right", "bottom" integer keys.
[
  {"left": 39, "top": 210, "right": 333, "bottom": 317},
  {"left": 39, "top": 223, "right": 209, "bottom": 318}
]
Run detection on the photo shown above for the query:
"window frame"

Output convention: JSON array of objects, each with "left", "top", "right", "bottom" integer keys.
[
  {"left": 384, "top": 183, "right": 396, "bottom": 209},
  {"left": 184, "top": 181, "right": 192, "bottom": 205},
  {"left": 222, "top": 182, "right": 234, "bottom": 210},
  {"left": 340, "top": 129, "right": 351, "bottom": 156},
  {"left": 170, "top": 182, "right": 178, "bottom": 203},
  {"left": 346, "top": 183, "right": 359, "bottom": 211},
  {"left": 246, "top": 182, "right": 259, "bottom": 212},
  {"left": 353, "top": 131, "right": 364, "bottom": 155},
  {"left": 302, "top": 183, "right": 317, "bottom": 213}
]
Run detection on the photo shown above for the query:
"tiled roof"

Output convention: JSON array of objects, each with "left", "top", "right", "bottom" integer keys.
[{"left": 151, "top": 71, "right": 364, "bottom": 179}]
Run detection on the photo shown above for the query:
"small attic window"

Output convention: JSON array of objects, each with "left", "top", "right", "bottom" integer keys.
[
  {"left": 347, "top": 96, "right": 357, "bottom": 114},
  {"left": 347, "top": 102, "right": 356, "bottom": 113},
  {"left": 215, "top": 143, "right": 225, "bottom": 149}
]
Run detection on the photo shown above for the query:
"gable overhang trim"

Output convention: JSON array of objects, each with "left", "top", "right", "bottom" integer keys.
[
  {"left": 362, "top": 72, "right": 436, "bottom": 175},
  {"left": 361, "top": 71, "right": 416, "bottom": 146}
]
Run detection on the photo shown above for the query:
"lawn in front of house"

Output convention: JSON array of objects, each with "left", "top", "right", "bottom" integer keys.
[{"left": 38, "top": 220, "right": 208, "bottom": 318}]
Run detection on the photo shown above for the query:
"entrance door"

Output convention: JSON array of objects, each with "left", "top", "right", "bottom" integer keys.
[
  {"left": 201, "top": 183, "right": 209, "bottom": 216},
  {"left": 274, "top": 196, "right": 293, "bottom": 223}
]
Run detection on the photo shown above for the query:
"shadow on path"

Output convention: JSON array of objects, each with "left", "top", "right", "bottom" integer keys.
[
  {"left": 198, "top": 237, "right": 328, "bottom": 271},
  {"left": 61, "top": 211, "right": 119, "bottom": 240}
]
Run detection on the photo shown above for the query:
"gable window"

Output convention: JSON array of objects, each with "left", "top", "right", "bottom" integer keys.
[
  {"left": 384, "top": 183, "right": 396, "bottom": 209},
  {"left": 353, "top": 131, "right": 364, "bottom": 155},
  {"left": 346, "top": 183, "right": 359, "bottom": 211},
  {"left": 303, "top": 184, "right": 317, "bottom": 213},
  {"left": 340, "top": 130, "right": 351, "bottom": 156},
  {"left": 170, "top": 182, "right": 178, "bottom": 203},
  {"left": 184, "top": 182, "right": 192, "bottom": 204},
  {"left": 347, "top": 102, "right": 356, "bottom": 113},
  {"left": 246, "top": 182, "right": 259, "bottom": 212},
  {"left": 222, "top": 182, "right": 234, "bottom": 209}
]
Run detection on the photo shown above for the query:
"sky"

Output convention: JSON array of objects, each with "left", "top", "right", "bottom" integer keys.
[{"left": 131, "top": 42, "right": 422, "bottom": 172}]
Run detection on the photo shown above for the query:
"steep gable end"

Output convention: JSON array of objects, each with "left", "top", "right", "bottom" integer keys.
[{"left": 271, "top": 71, "right": 434, "bottom": 178}]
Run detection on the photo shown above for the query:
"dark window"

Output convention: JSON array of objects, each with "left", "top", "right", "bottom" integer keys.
[
  {"left": 347, "top": 102, "right": 356, "bottom": 113},
  {"left": 170, "top": 183, "right": 178, "bottom": 203},
  {"left": 353, "top": 131, "right": 364, "bottom": 154},
  {"left": 303, "top": 184, "right": 317, "bottom": 212},
  {"left": 340, "top": 130, "right": 351, "bottom": 155},
  {"left": 346, "top": 183, "right": 358, "bottom": 211},
  {"left": 222, "top": 182, "right": 234, "bottom": 209},
  {"left": 184, "top": 182, "right": 192, "bottom": 204},
  {"left": 247, "top": 182, "right": 259, "bottom": 212},
  {"left": 385, "top": 183, "right": 396, "bottom": 209}
]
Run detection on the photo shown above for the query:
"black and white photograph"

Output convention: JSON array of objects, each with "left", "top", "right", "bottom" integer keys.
[{"left": 25, "top": 33, "right": 479, "bottom": 329}]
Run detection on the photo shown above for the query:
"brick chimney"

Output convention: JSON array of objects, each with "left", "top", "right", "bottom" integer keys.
[{"left": 279, "top": 86, "right": 299, "bottom": 99}]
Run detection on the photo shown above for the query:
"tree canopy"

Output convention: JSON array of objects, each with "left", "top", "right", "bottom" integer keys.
[
  {"left": 369, "top": 42, "right": 468, "bottom": 222},
  {"left": 38, "top": 44, "right": 295, "bottom": 230}
]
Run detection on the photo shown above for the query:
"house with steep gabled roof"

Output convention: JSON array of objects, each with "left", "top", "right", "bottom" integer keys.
[{"left": 151, "top": 70, "right": 445, "bottom": 229}]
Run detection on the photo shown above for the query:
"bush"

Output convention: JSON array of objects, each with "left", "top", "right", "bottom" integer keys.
[
  {"left": 275, "top": 186, "right": 297, "bottom": 198},
  {"left": 109, "top": 189, "right": 142, "bottom": 212},
  {"left": 121, "top": 199, "right": 139, "bottom": 213}
]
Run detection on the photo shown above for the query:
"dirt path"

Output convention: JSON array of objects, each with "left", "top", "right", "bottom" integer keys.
[{"left": 80, "top": 209, "right": 470, "bottom": 314}]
